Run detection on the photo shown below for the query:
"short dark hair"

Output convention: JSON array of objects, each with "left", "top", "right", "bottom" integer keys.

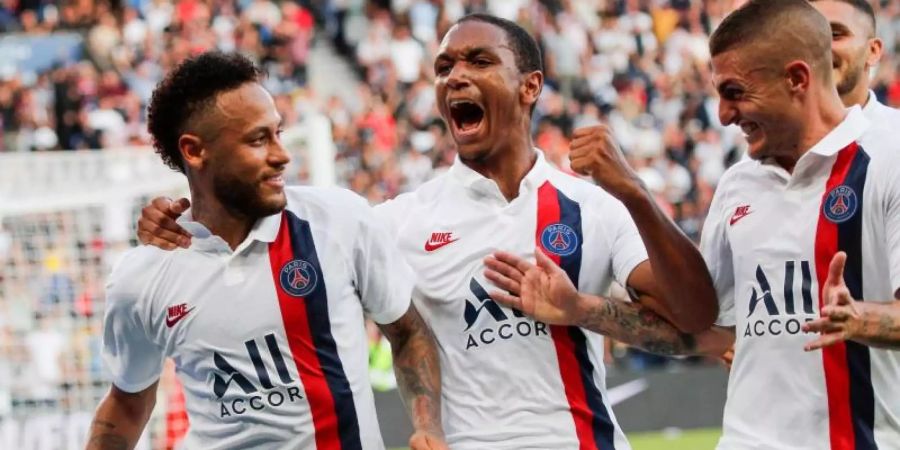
[
  {"left": 457, "top": 13, "right": 543, "bottom": 75},
  {"left": 809, "top": 0, "right": 876, "bottom": 33},
  {"left": 710, "top": 0, "right": 832, "bottom": 78},
  {"left": 147, "top": 51, "right": 264, "bottom": 173}
]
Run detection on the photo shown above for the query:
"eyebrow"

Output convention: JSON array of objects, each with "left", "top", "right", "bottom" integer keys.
[
  {"left": 830, "top": 22, "right": 852, "bottom": 34},
  {"left": 245, "top": 118, "right": 284, "bottom": 136}
]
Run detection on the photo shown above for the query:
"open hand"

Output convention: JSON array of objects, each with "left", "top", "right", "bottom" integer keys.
[{"left": 483, "top": 249, "right": 584, "bottom": 326}]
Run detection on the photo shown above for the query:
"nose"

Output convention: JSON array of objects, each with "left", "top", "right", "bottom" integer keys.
[
  {"left": 268, "top": 136, "right": 291, "bottom": 167},
  {"left": 718, "top": 99, "right": 737, "bottom": 127},
  {"left": 446, "top": 64, "right": 470, "bottom": 90}
]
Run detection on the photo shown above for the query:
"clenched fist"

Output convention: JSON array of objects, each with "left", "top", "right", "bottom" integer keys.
[{"left": 569, "top": 125, "right": 645, "bottom": 201}]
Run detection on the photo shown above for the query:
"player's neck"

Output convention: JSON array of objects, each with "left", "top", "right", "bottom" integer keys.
[
  {"left": 188, "top": 190, "right": 255, "bottom": 251},
  {"left": 466, "top": 136, "right": 536, "bottom": 202},
  {"left": 840, "top": 82, "right": 870, "bottom": 109},
  {"left": 784, "top": 91, "right": 847, "bottom": 173}
]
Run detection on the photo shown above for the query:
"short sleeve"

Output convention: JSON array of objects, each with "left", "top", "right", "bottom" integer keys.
[
  {"left": 354, "top": 200, "right": 415, "bottom": 324},
  {"left": 101, "top": 259, "right": 164, "bottom": 393},
  {"left": 886, "top": 161, "right": 900, "bottom": 298},
  {"left": 605, "top": 197, "right": 649, "bottom": 287},
  {"left": 699, "top": 186, "right": 736, "bottom": 327}
]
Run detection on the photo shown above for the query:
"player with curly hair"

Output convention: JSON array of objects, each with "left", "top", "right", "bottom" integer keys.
[{"left": 86, "top": 51, "right": 447, "bottom": 450}]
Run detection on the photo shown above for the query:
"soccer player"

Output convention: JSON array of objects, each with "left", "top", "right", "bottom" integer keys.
[
  {"left": 87, "top": 52, "right": 446, "bottom": 450},
  {"left": 810, "top": 0, "right": 900, "bottom": 127},
  {"left": 136, "top": 14, "right": 720, "bottom": 449},
  {"left": 485, "top": 1, "right": 900, "bottom": 448}
]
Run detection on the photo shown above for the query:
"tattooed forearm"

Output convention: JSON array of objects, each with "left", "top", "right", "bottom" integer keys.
[
  {"left": 852, "top": 303, "right": 900, "bottom": 350},
  {"left": 87, "top": 383, "right": 156, "bottom": 450},
  {"left": 579, "top": 297, "right": 699, "bottom": 356},
  {"left": 379, "top": 306, "right": 443, "bottom": 436}
]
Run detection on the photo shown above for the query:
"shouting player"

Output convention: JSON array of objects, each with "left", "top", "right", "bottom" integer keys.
[{"left": 137, "top": 14, "right": 719, "bottom": 449}]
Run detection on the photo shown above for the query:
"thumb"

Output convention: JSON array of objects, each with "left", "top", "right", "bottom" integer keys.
[
  {"left": 827, "top": 252, "right": 847, "bottom": 287},
  {"left": 170, "top": 197, "right": 191, "bottom": 215},
  {"left": 534, "top": 247, "right": 558, "bottom": 270}
]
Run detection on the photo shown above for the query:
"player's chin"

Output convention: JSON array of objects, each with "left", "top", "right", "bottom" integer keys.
[
  {"left": 258, "top": 190, "right": 288, "bottom": 215},
  {"left": 456, "top": 138, "right": 497, "bottom": 163}
]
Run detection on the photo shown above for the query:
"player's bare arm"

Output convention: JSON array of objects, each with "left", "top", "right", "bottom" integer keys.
[
  {"left": 568, "top": 125, "right": 719, "bottom": 333},
  {"left": 86, "top": 382, "right": 158, "bottom": 450},
  {"left": 484, "top": 249, "right": 734, "bottom": 357},
  {"left": 136, "top": 196, "right": 192, "bottom": 249},
  {"left": 377, "top": 305, "right": 447, "bottom": 450},
  {"left": 804, "top": 252, "right": 900, "bottom": 351}
]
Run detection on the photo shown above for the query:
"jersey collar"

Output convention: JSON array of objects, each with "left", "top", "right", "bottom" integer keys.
[
  {"left": 807, "top": 105, "right": 869, "bottom": 157},
  {"left": 862, "top": 90, "right": 877, "bottom": 117},
  {"left": 448, "top": 148, "right": 551, "bottom": 199},
  {"left": 177, "top": 208, "right": 282, "bottom": 252}
]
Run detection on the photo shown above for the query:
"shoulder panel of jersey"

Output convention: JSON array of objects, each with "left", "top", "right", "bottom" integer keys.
[
  {"left": 106, "top": 245, "right": 185, "bottom": 310},
  {"left": 373, "top": 171, "right": 454, "bottom": 236}
]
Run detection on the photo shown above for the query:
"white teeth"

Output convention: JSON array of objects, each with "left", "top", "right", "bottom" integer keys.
[{"left": 449, "top": 100, "right": 477, "bottom": 108}]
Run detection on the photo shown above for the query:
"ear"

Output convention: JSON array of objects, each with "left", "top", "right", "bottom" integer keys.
[
  {"left": 520, "top": 70, "right": 543, "bottom": 113},
  {"left": 784, "top": 60, "right": 811, "bottom": 94},
  {"left": 178, "top": 134, "right": 206, "bottom": 172},
  {"left": 865, "top": 37, "right": 884, "bottom": 70}
]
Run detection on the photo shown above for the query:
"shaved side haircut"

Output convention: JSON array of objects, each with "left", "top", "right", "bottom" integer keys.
[{"left": 710, "top": 0, "right": 834, "bottom": 85}]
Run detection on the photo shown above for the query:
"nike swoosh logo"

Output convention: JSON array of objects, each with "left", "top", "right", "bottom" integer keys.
[
  {"left": 166, "top": 307, "right": 195, "bottom": 328},
  {"left": 424, "top": 238, "right": 459, "bottom": 252},
  {"left": 729, "top": 213, "right": 751, "bottom": 226}
]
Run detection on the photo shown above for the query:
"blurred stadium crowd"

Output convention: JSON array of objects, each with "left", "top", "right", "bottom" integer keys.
[{"left": 2, "top": 0, "right": 900, "bottom": 444}]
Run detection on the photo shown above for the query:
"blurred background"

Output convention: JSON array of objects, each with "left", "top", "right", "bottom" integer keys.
[{"left": 1, "top": 0, "right": 899, "bottom": 448}]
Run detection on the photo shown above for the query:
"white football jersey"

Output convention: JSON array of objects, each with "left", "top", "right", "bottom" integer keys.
[
  {"left": 862, "top": 90, "right": 900, "bottom": 135},
  {"left": 701, "top": 107, "right": 900, "bottom": 449},
  {"left": 102, "top": 187, "right": 414, "bottom": 449},
  {"left": 375, "top": 151, "right": 648, "bottom": 449}
]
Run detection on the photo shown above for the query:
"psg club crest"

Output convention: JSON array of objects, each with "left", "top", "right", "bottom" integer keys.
[
  {"left": 540, "top": 223, "right": 579, "bottom": 257},
  {"left": 823, "top": 185, "right": 858, "bottom": 224},
  {"left": 279, "top": 259, "right": 318, "bottom": 297}
]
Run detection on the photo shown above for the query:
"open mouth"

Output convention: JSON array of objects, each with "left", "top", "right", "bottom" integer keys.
[
  {"left": 739, "top": 122, "right": 758, "bottom": 136},
  {"left": 448, "top": 100, "right": 485, "bottom": 137}
]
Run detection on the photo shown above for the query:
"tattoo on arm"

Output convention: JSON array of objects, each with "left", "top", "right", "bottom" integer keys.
[
  {"left": 380, "top": 307, "right": 442, "bottom": 435},
  {"left": 855, "top": 306, "right": 900, "bottom": 350},
  {"left": 580, "top": 298, "right": 697, "bottom": 356}
]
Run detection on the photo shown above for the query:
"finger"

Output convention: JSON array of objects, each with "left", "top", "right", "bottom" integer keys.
[
  {"left": 569, "top": 160, "right": 592, "bottom": 177},
  {"left": 171, "top": 197, "right": 191, "bottom": 215},
  {"left": 138, "top": 231, "right": 179, "bottom": 251},
  {"left": 139, "top": 217, "right": 192, "bottom": 248},
  {"left": 569, "top": 134, "right": 611, "bottom": 151},
  {"left": 534, "top": 247, "right": 561, "bottom": 271},
  {"left": 426, "top": 436, "right": 450, "bottom": 450},
  {"left": 150, "top": 196, "right": 175, "bottom": 214},
  {"left": 822, "top": 305, "right": 852, "bottom": 322},
  {"left": 484, "top": 255, "right": 526, "bottom": 283},
  {"left": 489, "top": 290, "right": 524, "bottom": 310},
  {"left": 804, "top": 332, "right": 847, "bottom": 352},
  {"left": 802, "top": 318, "right": 844, "bottom": 334},
  {"left": 142, "top": 204, "right": 192, "bottom": 236},
  {"left": 833, "top": 289, "right": 854, "bottom": 306},
  {"left": 492, "top": 250, "right": 536, "bottom": 274},
  {"left": 571, "top": 125, "right": 610, "bottom": 140},
  {"left": 826, "top": 251, "right": 847, "bottom": 288},
  {"left": 484, "top": 267, "right": 522, "bottom": 295}
]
